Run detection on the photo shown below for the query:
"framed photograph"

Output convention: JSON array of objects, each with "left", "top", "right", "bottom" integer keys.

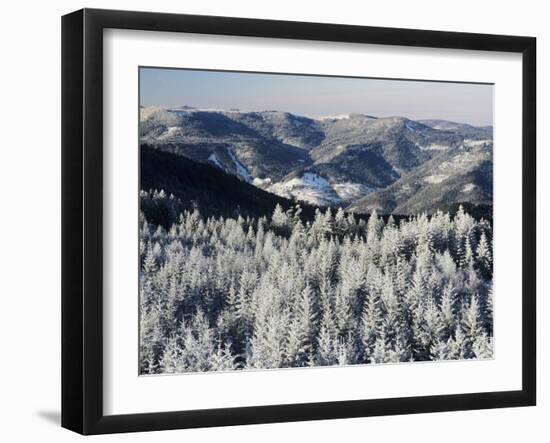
[{"left": 62, "top": 8, "right": 536, "bottom": 435}]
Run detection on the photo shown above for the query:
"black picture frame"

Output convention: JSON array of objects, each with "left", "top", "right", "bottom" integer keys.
[{"left": 62, "top": 8, "right": 536, "bottom": 435}]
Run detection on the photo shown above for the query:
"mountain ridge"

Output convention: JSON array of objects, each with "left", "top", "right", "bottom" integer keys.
[{"left": 140, "top": 106, "right": 493, "bottom": 214}]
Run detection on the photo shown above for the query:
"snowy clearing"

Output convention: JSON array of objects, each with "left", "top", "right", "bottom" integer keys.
[
  {"left": 269, "top": 172, "right": 341, "bottom": 206},
  {"left": 424, "top": 174, "right": 448, "bottom": 184},
  {"left": 208, "top": 153, "right": 225, "bottom": 171},
  {"left": 227, "top": 148, "right": 252, "bottom": 182},
  {"left": 333, "top": 182, "right": 375, "bottom": 201},
  {"left": 464, "top": 139, "right": 491, "bottom": 147},
  {"left": 415, "top": 142, "right": 450, "bottom": 151},
  {"left": 252, "top": 177, "right": 272, "bottom": 187}
]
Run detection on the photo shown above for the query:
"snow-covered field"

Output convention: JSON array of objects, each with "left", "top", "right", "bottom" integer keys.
[
  {"left": 416, "top": 143, "right": 451, "bottom": 151},
  {"left": 227, "top": 148, "right": 252, "bottom": 182},
  {"left": 269, "top": 172, "right": 341, "bottom": 206},
  {"left": 208, "top": 153, "right": 225, "bottom": 170},
  {"left": 333, "top": 182, "right": 375, "bottom": 201},
  {"left": 425, "top": 174, "right": 448, "bottom": 184},
  {"left": 464, "top": 139, "right": 492, "bottom": 147},
  {"left": 267, "top": 173, "right": 375, "bottom": 206}
]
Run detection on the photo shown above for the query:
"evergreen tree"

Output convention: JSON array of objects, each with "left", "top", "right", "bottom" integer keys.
[
  {"left": 285, "top": 284, "right": 316, "bottom": 366},
  {"left": 476, "top": 231, "right": 493, "bottom": 278}
]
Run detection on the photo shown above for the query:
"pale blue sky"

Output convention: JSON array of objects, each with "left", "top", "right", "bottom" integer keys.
[{"left": 140, "top": 67, "right": 493, "bottom": 126}]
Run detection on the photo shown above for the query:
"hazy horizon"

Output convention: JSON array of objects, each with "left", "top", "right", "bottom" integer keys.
[{"left": 140, "top": 67, "right": 494, "bottom": 127}]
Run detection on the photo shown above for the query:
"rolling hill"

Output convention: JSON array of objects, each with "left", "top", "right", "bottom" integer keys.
[{"left": 140, "top": 106, "right": 493, "bottom": 215}]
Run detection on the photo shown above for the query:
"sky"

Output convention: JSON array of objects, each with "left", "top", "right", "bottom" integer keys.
[{"left": 140, "top": 67, "right": 493, "bottom": 126}]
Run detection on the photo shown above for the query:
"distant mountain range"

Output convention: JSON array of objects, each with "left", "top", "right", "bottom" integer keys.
[{"left": 140, "top": 106, "right": 493, "bottom": 215}]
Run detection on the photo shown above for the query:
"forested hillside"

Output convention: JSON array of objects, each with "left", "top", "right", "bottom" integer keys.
[
  {"left": 139, "top": 197, "right": 493, "bottom": 374},
  {"left": 140, "top": 107, "right": 493, "bottom": 212},
  {"left": 141, "top": 144, "right": 314, "bottom": 226}
]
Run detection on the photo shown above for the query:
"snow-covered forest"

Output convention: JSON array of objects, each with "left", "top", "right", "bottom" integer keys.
[{"left": 139, "top": 190, "right": 493, "bottom": 374}]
